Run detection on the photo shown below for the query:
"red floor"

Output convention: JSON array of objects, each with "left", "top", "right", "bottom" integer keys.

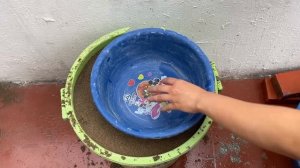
[{"left": 0, "top": 79, "right": 295, "bottom": 168}]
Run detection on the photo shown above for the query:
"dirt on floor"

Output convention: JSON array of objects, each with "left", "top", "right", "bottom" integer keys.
[{"left": 0, "top": 82, "right": 20, "bottom": 108}]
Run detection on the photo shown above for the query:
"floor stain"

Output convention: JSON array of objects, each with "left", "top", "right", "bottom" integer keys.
[
  {"left": 80, "top": 145, "right": 86, "bottom": 153},
  {"left": 0, "top": 82, "right": 20, "bottom": 108},
  {"left": 203, "top": 135, "right": 210, "bottom": 144},
  {"left": 217, "top": 133, "right": 247, "bottom": 164},
  {"left": 230, "top": 155, "right": 241, "bottom": 163}
]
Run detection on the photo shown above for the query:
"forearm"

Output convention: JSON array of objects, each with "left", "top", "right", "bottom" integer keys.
[
  {"left": 199, "top": 93, "right": 300, "bottom": 159},
  {"left": 148, "top": 77, "right": 300, "bottom": 158}
]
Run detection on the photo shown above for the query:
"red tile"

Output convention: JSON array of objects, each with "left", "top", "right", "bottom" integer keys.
[
  {"left": 264, "top": 78, "right": 281, "bottom": 102},
  {"left": 184, "top": 126, "right": 216, "bottom": 168},
  {"left": 264, "top": 77, "right": 300, "bottom": 104},
  {"left": 0, "top": 84, "right": 109, "bottom": 168},
  {"left": 272, "top": 69, "right": 300, "bottom": 98},
  {"left": 170, "top": 155, "right": 187, "bottom": 168},
  {"left": 220, "top": 79, "right": 265, "bottom": 103},
  {"left": 0, "top": 79, "right": 295, "bottom": 168}
]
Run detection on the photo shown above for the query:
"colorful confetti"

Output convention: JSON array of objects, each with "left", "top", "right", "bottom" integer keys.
[
  {"left": 128, "top": 79, "right": 135, "bottom": 86},
  {"left": 138, "top": 74, "right": 144, "bottom": 80},
  {"left": 147, "top": 72, "right": 152, "bottom": 77}
]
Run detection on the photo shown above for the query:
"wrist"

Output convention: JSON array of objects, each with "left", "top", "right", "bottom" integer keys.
[{"left": 196, "top": 92, "right": 215, "bottom": 115}]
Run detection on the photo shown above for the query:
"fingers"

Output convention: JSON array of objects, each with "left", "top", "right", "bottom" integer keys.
[
  {"left": 148, "top": 85, "right": 172, "bottom": 93},
  {"left": 147, "top": 94, "right": 172, "bottom": 102},
  {"left": 160, "top": 77, "right": 177, "bottom": 85},
  {"left": 161, "top": 103, "right": 176, "bottom": 111}
]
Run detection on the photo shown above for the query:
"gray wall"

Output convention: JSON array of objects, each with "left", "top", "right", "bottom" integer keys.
[{"left": 1, "top": 0, "right": 300, "bottom": 82}]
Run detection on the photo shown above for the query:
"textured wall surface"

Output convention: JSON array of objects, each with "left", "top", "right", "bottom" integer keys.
[{"left": 1, "top": 0, "right": 300, "bottom": 82}]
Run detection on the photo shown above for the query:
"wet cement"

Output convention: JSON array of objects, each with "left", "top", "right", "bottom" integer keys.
[{"left": 74, "top": 55, "right": 202, "bottom": 157}]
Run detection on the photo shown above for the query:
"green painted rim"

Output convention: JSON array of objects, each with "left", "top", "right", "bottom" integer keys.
[{"left": 60, "top": 27, "right": 223, "bottom": 167}]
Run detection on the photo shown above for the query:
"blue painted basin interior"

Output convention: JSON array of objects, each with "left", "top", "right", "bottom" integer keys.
[{"left": 91, "top": 28, "right": 215, "bottom": 139}]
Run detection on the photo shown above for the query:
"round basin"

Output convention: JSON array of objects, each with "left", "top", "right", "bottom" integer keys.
[{"left": 90, "top": 28, "right": 215, "bottom": 139}]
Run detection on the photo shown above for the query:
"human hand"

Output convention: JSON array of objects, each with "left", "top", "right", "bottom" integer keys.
[{"left": 147, "top": 77, "right": 209, "bottom": 113}]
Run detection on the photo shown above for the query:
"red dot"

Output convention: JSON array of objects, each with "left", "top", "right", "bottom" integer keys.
[{"left": 128, "top": 79, "right": 135, "bottom": 86}]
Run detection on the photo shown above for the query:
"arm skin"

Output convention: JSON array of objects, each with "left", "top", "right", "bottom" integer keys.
[{"left": 148, "top": 77, "right": 300, "bottom": 159}]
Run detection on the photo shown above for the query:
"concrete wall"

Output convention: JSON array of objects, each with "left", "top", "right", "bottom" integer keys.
[{"left": 1, "top": 0, "right": 300, "bottom": 82}]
